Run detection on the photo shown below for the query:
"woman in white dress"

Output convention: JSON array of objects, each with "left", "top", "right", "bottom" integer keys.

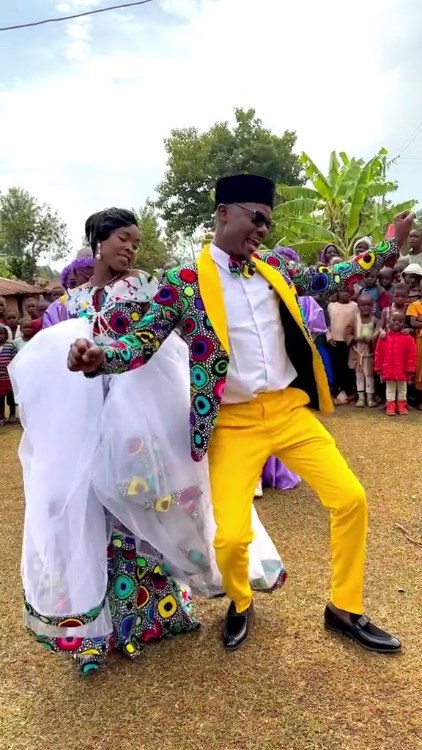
[{"left": 11, "top": 209, "right": 286, "bottom": 676}]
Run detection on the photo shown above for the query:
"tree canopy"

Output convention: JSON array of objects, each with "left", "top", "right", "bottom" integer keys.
[
  {"left": 269, "top": 149, "right": 417, "bottom": 260},
  {"left": 156, "top": 108, "right": 303, "bottom": 236},
  {"left": 134, "top": 202, "right": 172, "bottom": 276},
  {"left": 0, "top": 187, "right": 69, "bottom": 282}
]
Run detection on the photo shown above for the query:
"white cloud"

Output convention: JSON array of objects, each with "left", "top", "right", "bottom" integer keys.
[
  {"left": 161, "top": 0, "right": 201, "bottom": 19},
  {"left": 1, "top": 0, "right": 421, "bottom": 254},
  {"left": 55, "top": 0, "right": 101, "bottom": 9}
]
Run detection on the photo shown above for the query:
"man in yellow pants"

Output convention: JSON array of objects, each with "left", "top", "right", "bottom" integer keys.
[{"left": 68, "top": 176, "right": 412, "bottom": 653}]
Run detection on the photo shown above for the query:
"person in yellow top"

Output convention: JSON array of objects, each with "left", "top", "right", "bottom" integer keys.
[
  {"left": 68, "top": 174, "right": 413, "bottom": 654},
  {"left": 407, "top": 290, "right": 422, "bottom": 409}
]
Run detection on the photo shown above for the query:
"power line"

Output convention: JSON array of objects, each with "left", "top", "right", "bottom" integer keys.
[
  {"left": 395, "top": 119, "right": 422, "bottom": 157},
  {"left": 0, "top": 0, "right": 155, "bottom": 32}
]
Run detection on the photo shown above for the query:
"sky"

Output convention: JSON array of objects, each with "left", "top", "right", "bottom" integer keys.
[{"left": 0, "top": 0, "right": 421, "bottom": 256}]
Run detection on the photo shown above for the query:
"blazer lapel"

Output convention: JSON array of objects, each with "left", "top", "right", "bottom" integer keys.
[
  {"left": 254, "top": 257, "right": 304, "bottom": 329},
  {"left": 197, "top": 245, "right": 230, "bottom": 354},
  {"left": 255, "top": 256, "right": 333, "bottom": 414}
]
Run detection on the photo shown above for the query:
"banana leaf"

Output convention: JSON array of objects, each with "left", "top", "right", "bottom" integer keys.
[
  {"left": 346, "top": 158, "right": 376, "bottom": 239},
  {"left": 339, "top": 152, "right": 350, "bottom": 167},
  {"left": 276, "top": 185, "right": 319, "bottom": 200},
  {"left": 328, "top": 151, "right": 340, "bottom": 190},
  {"left": 366, "top": 183, "right": 397, "bottom": 198},
  {"left": 272, "top": 198, "right": 318, "bottom": 219},
  {"left": 365, "top": 200, "right": 417, "bottom": 235},
  {"left": 300, "top": 153, "right": 332, "bottom": 201},
  {"left": 334, "top": 161, "right": 362, "bottom": 201},
  {"left": 278, "top": 220, "right": 343, "bottom": 244}
]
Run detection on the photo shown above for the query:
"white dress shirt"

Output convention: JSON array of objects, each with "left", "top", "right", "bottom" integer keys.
[{"left": 210, "top": 244, "right": 297, "bottom": 404}]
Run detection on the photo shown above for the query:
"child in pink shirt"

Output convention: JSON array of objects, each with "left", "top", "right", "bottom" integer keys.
[{"left": 327, "top": 289, "right": 357, "bottom": 404}]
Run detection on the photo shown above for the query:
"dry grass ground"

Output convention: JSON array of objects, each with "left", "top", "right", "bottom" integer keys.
[{"left": 1, "top": 408, "right": 421, "bottom": 750}]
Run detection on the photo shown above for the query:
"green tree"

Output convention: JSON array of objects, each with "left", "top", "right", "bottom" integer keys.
[
  {"left": 135, "top": 202, "right": 171, "bottom": 276},
  {"left": 0, "top": 257, "right": 12, "bottom": 279},
  {"left": 270, "top": 149, "right": 417, "bottom": 260},
  {"left": 0, "top": 187, "right": 69, "bottom": 282},
  {"left": 156, "top": 108, "right": 303, "bottom": 236},
  {"left": 37, "top": 264, "right": 60, "bottom": 281}
]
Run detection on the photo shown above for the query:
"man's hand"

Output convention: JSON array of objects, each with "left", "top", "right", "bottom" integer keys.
[
  {"left": 394, "top": 211, "right": 415, "bottom": 248},
  {"left": 67, "top": 338, "right": 105, "bottom": 373}
]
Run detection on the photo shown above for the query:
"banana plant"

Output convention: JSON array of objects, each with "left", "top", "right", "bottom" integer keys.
[{"left": 270, "top": 149, "right": 417, "bottom": 261}]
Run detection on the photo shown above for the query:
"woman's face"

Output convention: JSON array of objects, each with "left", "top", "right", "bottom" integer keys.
[
  {"left": 355, "top": 241, "right": 370, "bottom": 254},
  {"left": 324, "top": 245, "right": 338, "bottom": 262},
  {"left": 99, "top": 224, "right": 140, "bottom": 274},
  {"left": 0, "top": 327, "right": 8, "bottom": 344}
]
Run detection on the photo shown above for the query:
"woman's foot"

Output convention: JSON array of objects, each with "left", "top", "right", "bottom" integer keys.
[
  {"left": 8, "top": 415, "right": 18, "bottom": 424},
  {"left": 367, "top": 397, "right": 377, "bottom": 408},
  {"left": 386, "top": 402, "right": 396, "bottom": 416},
  {"left": 397, "top": 401, "right": 409, "bottom": 415},
  {"left": 355, "top": 395, "right": 365, "bottom": 408}
]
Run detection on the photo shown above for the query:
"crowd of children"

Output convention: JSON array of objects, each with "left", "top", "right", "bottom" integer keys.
[
  {"left": 1, "top": 239, "right": 422, "bottom": 426},
  {"left": 0, "top": 294, "right": 53, "bottom": 426},
  {"left": 321, "top": 251, "right": 422, "bottom": 415}
]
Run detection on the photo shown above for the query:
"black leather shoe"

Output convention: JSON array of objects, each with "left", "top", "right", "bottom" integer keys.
[
  {"left": 324, "top": 606, "right": 401, "bottom": 653},
  {"left": 222, "top": 600, "right": 253, "bottom": 651}
]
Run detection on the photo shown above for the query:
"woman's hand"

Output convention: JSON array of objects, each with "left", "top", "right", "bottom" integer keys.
[{"left": 67, "top": 338, "right": 105, "bottom": 373}]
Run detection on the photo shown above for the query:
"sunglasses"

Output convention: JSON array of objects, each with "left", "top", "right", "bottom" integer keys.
[{"left": 232, "top": 203, "right": 273, "bottom": 230}]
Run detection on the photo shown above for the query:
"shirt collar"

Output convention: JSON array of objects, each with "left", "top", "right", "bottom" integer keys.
[{"left": 210, "top": 243, "right": 231, "bottom": 271}]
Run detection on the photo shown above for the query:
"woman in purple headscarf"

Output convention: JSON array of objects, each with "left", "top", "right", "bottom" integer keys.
[
  {"left": 42, "top": 251, "right": 94, "bottom": 328},
  {"left": 319, "top": 243, "right": 340, "bottom": 265},
  {"left": 256, "top": 246, "right": 330, "bottom": 495}
]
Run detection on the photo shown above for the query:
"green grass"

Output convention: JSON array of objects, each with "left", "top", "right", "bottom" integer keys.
[{"left": 1, "top": 407, "right": 421, "bottom": 750}]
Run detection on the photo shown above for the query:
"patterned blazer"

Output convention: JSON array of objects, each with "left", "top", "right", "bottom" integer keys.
[{"left": 98, "top": 240, "right": 399, "bottom": 461}]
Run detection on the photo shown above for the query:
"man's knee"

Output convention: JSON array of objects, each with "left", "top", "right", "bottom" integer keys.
[
  {"left": 214, "top": 529, "right": 252, "bottom": 559},
  {"left": 342, "top": 477, "right": 367, "bottom": 514}
]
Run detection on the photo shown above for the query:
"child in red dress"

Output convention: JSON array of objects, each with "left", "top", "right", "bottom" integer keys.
[{"left": 374, "top": 310, "right": 417, "bottom": 415}]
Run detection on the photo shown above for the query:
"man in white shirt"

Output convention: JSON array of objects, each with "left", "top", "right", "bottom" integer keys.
[{"left": 68, "top": 175, "right": 411, "bottom": 654}]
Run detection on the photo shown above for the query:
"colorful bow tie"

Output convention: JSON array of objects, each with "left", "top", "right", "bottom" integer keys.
[{"left": 228, "top": 256, "right": 257, "bottom": 279}]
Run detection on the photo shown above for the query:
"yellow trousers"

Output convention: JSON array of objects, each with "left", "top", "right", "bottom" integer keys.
[{"left": 208, "top": 388, "right": 367, "bottom": 615}]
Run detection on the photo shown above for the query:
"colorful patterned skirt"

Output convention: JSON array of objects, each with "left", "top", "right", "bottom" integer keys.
[{"left": 32, "top": 530, "right": 199, "bottom": 676}]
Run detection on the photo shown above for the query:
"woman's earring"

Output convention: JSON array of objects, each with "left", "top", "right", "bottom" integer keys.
[{"left": 95, "top": 243, "right": 102, "bottom": 260}]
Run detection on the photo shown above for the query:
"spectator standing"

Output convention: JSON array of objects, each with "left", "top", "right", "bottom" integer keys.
[
  {"left": 348, "top": 293, "right": 379, "bottom": 407},
  {"left": 0, "top": 296, "right": 12, "bottom": 339},
  {"left": 6, "top": 311, "right": 20, "bottom": 340},
  {"left": 13, "top": 319, "right": 35, "bottom": 352},
  {"left": 380, "top": 283, "right": 410, "bottom": 334},
  {"left": 407, "top": 289, "right": 422, "bottom": 410},
  {"left": 378, "top": 267, "right": 394, "bottom": 304},
  {"left": 354, "top": 237, "right": 372, "bottom": 255},
  {"left": 375, "top": 311, "right": 417, "bottom": 415},
  {"left": 327, "top": 289, "right": 357, "bottom": 404},
  {"left": 403, "top": 263, "right": 422, "bottom": 303},
  {"left": 0, "top": 324, "right": 17, "bottom": 425}
]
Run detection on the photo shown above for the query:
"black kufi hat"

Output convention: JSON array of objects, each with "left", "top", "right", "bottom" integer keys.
[{"left": 215, "top": 174, "right": 275, "bottom": 209}]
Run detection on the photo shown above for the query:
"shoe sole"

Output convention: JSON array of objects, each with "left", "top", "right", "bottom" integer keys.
[
  {"left": 325, "top": 623, "right": 401, "bottom": 653},
  {"left": 224, "top": 637, "right": 248, "bottom": 652}
]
